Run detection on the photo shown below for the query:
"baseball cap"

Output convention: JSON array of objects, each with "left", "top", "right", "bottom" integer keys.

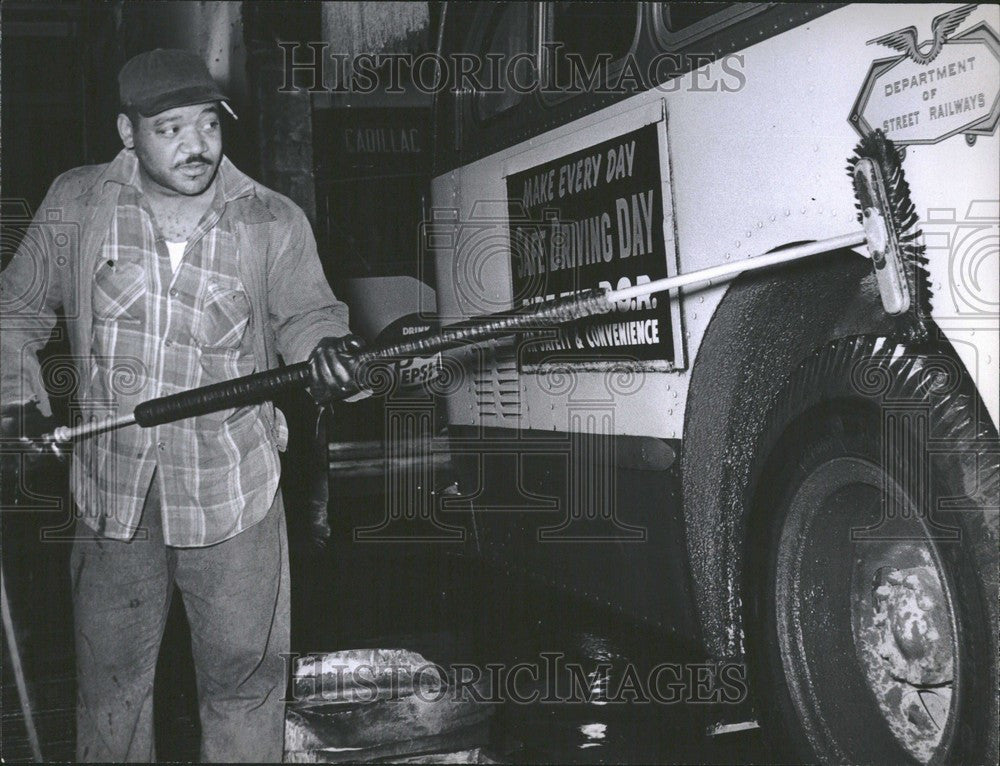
[{"left": 119, "top": 48, "right": 237, "bottom": 119}]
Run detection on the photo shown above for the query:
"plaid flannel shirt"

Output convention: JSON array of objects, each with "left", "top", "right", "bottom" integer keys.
[{"left": 1, "top": 150, "right": 351, "bottom": 546}]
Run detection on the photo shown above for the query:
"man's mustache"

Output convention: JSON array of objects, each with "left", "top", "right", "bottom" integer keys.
[{"left": 175, "top": 155, "right": 214, "bottom": 169}]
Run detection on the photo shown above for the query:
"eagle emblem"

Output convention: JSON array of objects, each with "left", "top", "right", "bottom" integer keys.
[{"left": 867, "top": 4, "right": 976, "bottom": 65}]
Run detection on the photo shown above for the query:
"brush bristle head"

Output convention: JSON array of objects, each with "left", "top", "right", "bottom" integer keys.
[{"left": 848, "top": 130, "right": 932, "bottom": 342}]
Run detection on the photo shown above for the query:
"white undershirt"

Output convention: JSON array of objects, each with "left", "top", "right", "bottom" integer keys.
[{"left": 165, "top": 241, "right": 187, "bottom": 273}]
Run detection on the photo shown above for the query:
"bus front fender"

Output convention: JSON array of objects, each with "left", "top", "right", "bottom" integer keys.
[{"left": 681, "top": 246, "right": 897, "bottom": 660}]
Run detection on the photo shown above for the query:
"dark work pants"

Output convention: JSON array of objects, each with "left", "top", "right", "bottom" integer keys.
[{"left": 70, "top": 477, "right": 290, "bottom": 762}]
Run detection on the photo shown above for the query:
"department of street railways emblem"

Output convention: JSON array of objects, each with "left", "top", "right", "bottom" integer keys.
[{"left": 849, "top": 5, "right": 1000, "bottom": 146}]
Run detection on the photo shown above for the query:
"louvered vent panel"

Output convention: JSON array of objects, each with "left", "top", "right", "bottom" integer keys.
[{"left": 473, "top": 340, "right": 520, "bottom": 421}]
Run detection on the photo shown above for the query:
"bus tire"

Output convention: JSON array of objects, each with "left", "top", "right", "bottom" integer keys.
[{"left": 745, "top": 335, "right": 999, "bottom": 765}]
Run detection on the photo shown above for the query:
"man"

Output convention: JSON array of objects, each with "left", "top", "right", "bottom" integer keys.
[{"left": 0, "top": 49, "right": 361, "bottom": 761}]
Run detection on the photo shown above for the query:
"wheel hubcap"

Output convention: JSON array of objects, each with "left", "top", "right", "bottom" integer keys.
[
  {"left": 775, "top": 457, "right": 959, "bottom": 764},
  {"left": 872, "top": 563, "right": 953, "bottom": 686},
  {"left": 855, "top": 549, "right": 956, "bottom": 762}
]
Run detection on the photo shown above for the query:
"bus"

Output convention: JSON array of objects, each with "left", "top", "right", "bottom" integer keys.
[{"left": 423, "top": 2, "right": 999, "bottom": 763}]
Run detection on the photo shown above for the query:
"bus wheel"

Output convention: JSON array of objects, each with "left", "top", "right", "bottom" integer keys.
[{"left": 746, "top": 336, "right": 998, "bottom": 765}]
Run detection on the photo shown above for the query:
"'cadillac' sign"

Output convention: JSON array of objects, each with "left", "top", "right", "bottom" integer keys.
[{"left": 849, "top": 8, "right": 1000, "bottom": 145}]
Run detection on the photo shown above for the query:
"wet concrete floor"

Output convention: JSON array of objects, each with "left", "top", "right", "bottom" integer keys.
[
  {"left": 3, "top": 539, "right": 766, "bottom": 763},
  {"left": 278, "top": 542, "right": 768, "bottom": 764},
  {"left": 2, "top": 455, "right": 767, "bottom": 763}
]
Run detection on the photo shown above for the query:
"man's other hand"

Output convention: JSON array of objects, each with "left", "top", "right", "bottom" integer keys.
[
  {"left": 1, "top": 401, "right": 63, "bottom": 483},
  {"left": 306, "top": 334, "right": 365, "bottom": 404}
]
